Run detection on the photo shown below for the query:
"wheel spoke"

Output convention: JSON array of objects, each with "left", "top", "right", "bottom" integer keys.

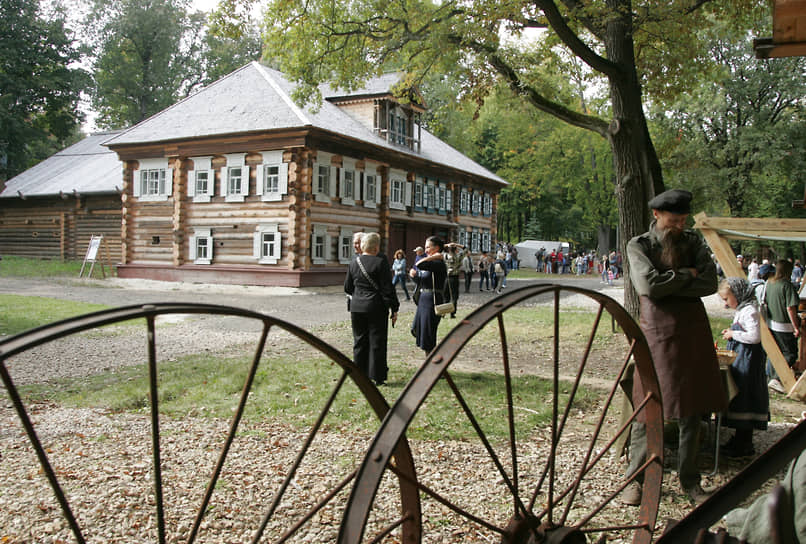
[
  {"left": 252, "top": 370, "right": 351, "bottom": 542},
  {"left": 146, "top": 315, "right": 166, "bottom": 544},
  {"left": 558, "top": 331, "right": 634, "bottom": 525},
  {"left": 188, "top": 321, "right": 272, "bottom": 542},
  {"left": 497, "top": 313, "right": 520, "bottom": 515},
  {"left": 386, "top": 461, "right": 506, "bottom": 535},
  {"left": 443, "top": 371, "right": 531, "bottom": 519}
]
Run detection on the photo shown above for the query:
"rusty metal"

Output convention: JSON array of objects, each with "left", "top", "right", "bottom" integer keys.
[
  {"left": 0, "top": 303, "right": 422, "bottom": 543},
  {"left": 341, "top": 283, "right": 664, "bottom": 543}
]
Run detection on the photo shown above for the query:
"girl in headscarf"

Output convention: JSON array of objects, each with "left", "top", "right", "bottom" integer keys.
[{"left": 718, "top": 277, "right": 770, "bottom": 457}]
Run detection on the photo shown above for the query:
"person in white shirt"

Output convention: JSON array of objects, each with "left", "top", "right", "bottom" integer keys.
[{"left": 747, "top": 257, "right": 759, "bottom": 283}]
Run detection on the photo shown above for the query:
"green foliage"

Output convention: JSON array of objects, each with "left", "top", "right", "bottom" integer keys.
[
  {"left": 427, "top": 83, "right": 615, "bottom": 247},
  {"left": 0, "top": 0, "right": 88, "bottom": 179},
  {"left": 88, "top": 0, "right": 207, "bottom": 127},
  {"left": 0, "top": 294, "right": 110, "bottom": 335},
  {"left": 651, "top": 23, "right": 806, "bottom": 222},
  {"left": 202, "top": 0, "right": 264, "bottom": 84}
]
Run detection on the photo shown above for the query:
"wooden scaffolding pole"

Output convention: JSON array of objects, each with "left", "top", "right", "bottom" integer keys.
[{"left": 695, "top": 213, "right": 806, "bottom": 401}]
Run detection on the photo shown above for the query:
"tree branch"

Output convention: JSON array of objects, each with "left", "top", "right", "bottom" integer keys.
[
  {"left": 458, "top": 36, "right": 609, "bottom": 137},
  {"left": 535, "top": 0, "right": 621, "bottom": 79}
]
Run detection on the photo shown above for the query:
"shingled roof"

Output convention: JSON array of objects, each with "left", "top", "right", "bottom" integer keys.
[
  {"left": 1, "top": 131, "right": 124, "bottom": 198},
  {"left": 104, "top": 62, "right": 506, "bottom": 186}
]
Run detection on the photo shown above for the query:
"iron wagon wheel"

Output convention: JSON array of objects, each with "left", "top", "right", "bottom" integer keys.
[
  {"left": 0, "top": 302, "right": 421, "bottom": 543},
  {"left": 341, "top": 284, "right": 664, "bottom": 544}
]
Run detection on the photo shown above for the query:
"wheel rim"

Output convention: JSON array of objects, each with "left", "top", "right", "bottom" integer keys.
[
  {"left": 0, "top": 302, "right": 421, "bottom": 543},
  {"left": 342, "top": 283, "right": 663, "bottom": 543}
]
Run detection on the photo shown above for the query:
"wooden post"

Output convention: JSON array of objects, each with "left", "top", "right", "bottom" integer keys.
[{"left": 696, "top": 213, "right": 806, "bottom": 401}]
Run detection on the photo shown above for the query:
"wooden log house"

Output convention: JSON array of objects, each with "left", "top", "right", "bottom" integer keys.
[
  {"left": 0, "top": 131, "right": 124, "bottom": 263},
  {"left": 104, "top": 62, "right": 507, "bottom": 287}
]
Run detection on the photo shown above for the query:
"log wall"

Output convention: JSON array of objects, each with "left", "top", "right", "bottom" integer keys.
[{"left": 0, "top": 194, "right": 122, "bottom": 262}]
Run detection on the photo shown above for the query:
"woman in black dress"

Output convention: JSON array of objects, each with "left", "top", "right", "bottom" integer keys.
[
  {"left": 344, "top": 232, "right": 399, "bottom": 385},
  {"left": 409, "top": 236, "right": 448, "bottom": 354}
]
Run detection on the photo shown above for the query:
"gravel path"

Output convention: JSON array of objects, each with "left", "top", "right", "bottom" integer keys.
[{"left": 0, "top": 276, "right": 799, "bottom": 543}]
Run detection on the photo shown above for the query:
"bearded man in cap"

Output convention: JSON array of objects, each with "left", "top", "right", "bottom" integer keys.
[{"left": 621, "top": 188, "right": 727, "bottom": 505}]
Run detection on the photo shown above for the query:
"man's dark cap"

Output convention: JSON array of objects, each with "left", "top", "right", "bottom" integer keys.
[
  {"left": 759, "top": 263, "right": 775, "bottom": 278},
  {"left": 649, "top": 189, "right": 692, "bottom": 214}
]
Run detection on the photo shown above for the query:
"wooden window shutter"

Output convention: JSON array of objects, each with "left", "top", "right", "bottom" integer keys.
[
  {"left": 330, "top": 166, "right": 338, "bottom": 197},
  {"left": 241, "top": 165, "right": 249, "bottom": 196},
  {"left": 279, "top": 163, "right": 288, "bottom": 195},
  {"left": 220, "top": 167, "right": 229, "bottom": 197},
  {"left": 255, "top": 164, "right": 264, "bottom": 196},
  {"left": 133, "top": 169, "right": 142, "bottom": 197},
  {"left": 165, "top": 168, "right": 173, "bottom": 196}
]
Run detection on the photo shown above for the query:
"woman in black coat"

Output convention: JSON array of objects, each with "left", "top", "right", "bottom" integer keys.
[
  {"left": 409, "top": 236, "right": 448, "bottom": 354},
  {"left": 344, "top": 232, "right": 399, "bottom": 385}
]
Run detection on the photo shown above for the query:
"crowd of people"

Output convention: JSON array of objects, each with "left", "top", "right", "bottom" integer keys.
[{"left": 344, "top": 234, "right": 541, "bottom": 385}]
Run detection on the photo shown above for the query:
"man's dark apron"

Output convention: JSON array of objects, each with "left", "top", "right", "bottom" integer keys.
[{"left": 634, "top": 296, "right": 727, "bottom": 420}]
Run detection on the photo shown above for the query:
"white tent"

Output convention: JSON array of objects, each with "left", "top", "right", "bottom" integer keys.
[{"left": 514, "top": 240, "right": 570, "bottom": 269}]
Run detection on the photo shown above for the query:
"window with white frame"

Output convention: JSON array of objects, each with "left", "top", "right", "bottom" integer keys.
[
  {"left": 472, "top": 192, "right": 481, "bottom": 215},
  {"left": 459, "top": 188, "right": 469, "bottom": 214},
  {"left": 483, "top": 193, "right": 493, "bottom": 216},
  {"left": 425, "top": 183, "right": 436, "bottom": 211},
  {"left": 457, "top": 229, "right": 467, "bottom": 247},
  {"left": 341, "top": 160, "right": 356, "bottom": 205},
  {"left": 313, "top": 153, "right": 336, "bottom": 202},
  {"left": 252, "top": 224, "right": 282, "bottom": 264},
  {"left": 471, "top": 229, "right": 480, "bottom": 253},
  {"left": 482, "top": 230, "right": 491, "bottom": 252},
  {"left": 389, "top": 171, "right": 406, "bottom": 210},
  {"left": 363, "top": 172, "right": 378, "bottom": 208},
  {"left": 221, "top": 153, "right": 249, "bottom": 202},
  {"left": 189, "top": 228, "right": 213, "bottom": 264},
  {"left": 311, "top": 224, "right": 330, "bottom": 265},
  {"left": 437, "top": 184, "right": 447, "bottom": 213},
  {"left": 338, "top": 227, "right": 354, "bottom": 264},
  {"left": 133, "top": 158, "right": 172, "bottom": 201},
  {"left": 446, "top": 187, "right": 453, "bottom": 214},
  {"left": 188, "top": 156, "right": 214, "bottom": 202},
  {"left": 256, "top": 151, "right": 288, "bottom": 202},
  {"left": 414, "top": 179, "right": 423, "bottom": 208}
]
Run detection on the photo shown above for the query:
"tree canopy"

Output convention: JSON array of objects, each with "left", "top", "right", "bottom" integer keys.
[
  {"left": 261, "top": 0, "right": 765, "bottom": 314},
  {"left": 653, "top": 25, "right": 806, "bottom": 220},
  {"left": 88, "top": 0, "right": 207, "bottom": 128},
  {"left": 87, "top": 0, "right": 264, "bottom": 128},
  {"left": 0, "top": 0, "right": 87, "bottom": 180}
]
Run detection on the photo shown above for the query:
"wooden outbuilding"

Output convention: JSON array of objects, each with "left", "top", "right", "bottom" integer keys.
[
  {"left": 0, "top": 132, "right": 124, "bottom": 262},
  {"left": 104, "top": 63, "right": 506, "bottom": 287}
]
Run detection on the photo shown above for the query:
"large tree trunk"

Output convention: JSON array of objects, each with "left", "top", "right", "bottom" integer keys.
[{"left": 604, "top": 3, "right": 665, "bottom": 318}]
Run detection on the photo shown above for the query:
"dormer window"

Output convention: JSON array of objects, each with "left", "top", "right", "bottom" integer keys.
[{"left": 389, "top": 110, "right": 408, "bottom": 146}]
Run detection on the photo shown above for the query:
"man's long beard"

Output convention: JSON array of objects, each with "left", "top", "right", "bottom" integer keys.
[{"left": 658, "top": 228, "right": 683, "bottom": 270}]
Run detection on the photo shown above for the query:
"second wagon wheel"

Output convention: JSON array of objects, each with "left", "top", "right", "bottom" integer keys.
[{"left": 341, "top": 284, "right": 664, "bottom": 544}]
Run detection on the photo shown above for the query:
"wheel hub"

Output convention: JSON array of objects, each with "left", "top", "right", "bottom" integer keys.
[{"left": 502, "top": 516, "right": 587, "bottom": 544}]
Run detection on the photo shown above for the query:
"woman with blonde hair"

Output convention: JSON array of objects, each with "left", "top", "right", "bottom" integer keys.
[{"left": 344, "top": 232, "right": 399, "bottom": 386}]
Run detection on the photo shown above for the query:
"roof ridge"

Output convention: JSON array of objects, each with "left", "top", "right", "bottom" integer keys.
[{"left": 252, "top": 62, "right": 311, "bottom": 126}]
